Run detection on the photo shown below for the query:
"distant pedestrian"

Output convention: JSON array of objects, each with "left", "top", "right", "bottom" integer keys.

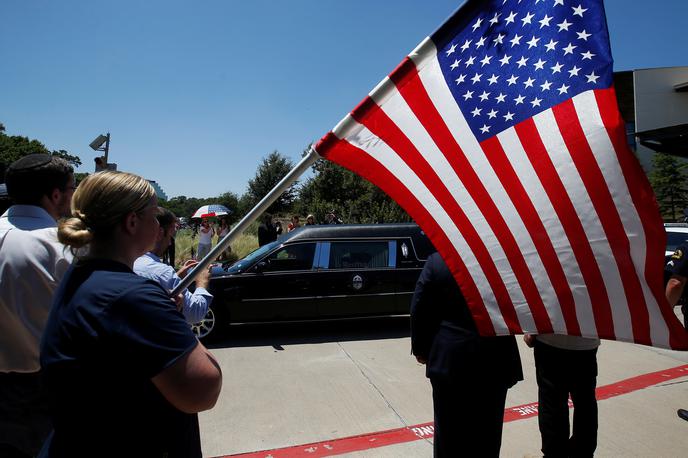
[
  {"left": 0, "top": 154, "right": 75, "bottom": 458},
  {"left": 287, "top": 215, "right": 300, "bottom": 232},
  {"left": 196, "top": 219, "right": 213, "bottom": 259},
  {"left": 274, "top": 221, "right": 283, "bottom": 237},
  {"left": 305, "top": 214, "right": 316, "bottom": 226},
  {"left": 324, "top": 211, "right": 342, "bottom": 224},
  {"left": 411, "top": 252, "right": 522, "bottom": 457},
  {"left": 524, "top": 334, "right": 600, "bottom": 457},
  {"left": 257, "top": 214, "right": 277, "bottom": 246}
]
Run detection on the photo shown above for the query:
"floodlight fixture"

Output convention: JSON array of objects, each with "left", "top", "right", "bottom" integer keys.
[{"left": 89, "top": 134, "right": 108, "bottom": 151}]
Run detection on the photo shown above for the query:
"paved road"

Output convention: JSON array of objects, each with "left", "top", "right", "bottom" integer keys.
[{"left": 199, "top": 317, "right": 688, "bottom": 457}]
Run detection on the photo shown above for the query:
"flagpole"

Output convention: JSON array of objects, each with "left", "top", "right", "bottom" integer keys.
[{"left": 170, "top": 146, "right": 321, "bottom": 297}]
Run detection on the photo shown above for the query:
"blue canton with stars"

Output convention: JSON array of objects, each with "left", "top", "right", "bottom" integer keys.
[{"left": 434, "top": 0, "right": 613, "bottom": 142}]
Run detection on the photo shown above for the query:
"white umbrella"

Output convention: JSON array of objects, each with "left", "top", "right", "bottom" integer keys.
[{"left": 191, "top": 204, "right": 231, "bottom": 219}]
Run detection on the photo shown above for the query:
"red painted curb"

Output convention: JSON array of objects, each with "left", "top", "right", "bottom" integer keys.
[{"left": 216, "top": 364, "right": 688, "bottom": 458}]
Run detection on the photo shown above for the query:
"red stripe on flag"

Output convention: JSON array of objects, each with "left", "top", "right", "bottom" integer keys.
[
  {"left": 391, "top": 59, "right": 550, "bottom": 333},
  {"left": 514, "top": 119, "right": 615, "bottom": 339},
  {"left": 594, "top": 89, "right": 688, "bottom": 349},
  {"left": 482, "top": 136, "right": 581, "bottom": 335},
  {"left": 316, "top": 133, "right": 495, "bottom": 333},
  {"left": 553, "top": 100, "right": 651, "bottom": 345},
  {"left": 349, "top": 96, "right": 518, "bottom": 334}
]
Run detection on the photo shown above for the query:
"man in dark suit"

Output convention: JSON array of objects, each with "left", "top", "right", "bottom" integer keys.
[{"left": 411, "top": 252, "right": 523, "bottom": 457}]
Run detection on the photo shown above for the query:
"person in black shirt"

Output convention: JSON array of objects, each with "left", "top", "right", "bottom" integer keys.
[
  {"left": 411, "top": 252, "right": 522, "bottom": 457},
  {"left": 664, "top": 242, "right": 688, "bottom": 422}
]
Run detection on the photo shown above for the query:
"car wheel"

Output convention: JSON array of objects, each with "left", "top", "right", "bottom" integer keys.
[{"left": 191, "top": 306, "right": 221, "bottom": 341}]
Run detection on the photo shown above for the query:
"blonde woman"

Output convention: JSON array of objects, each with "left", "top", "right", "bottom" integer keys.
[{"left": 40, "top": 171, "right": 222, "bottom": 457}]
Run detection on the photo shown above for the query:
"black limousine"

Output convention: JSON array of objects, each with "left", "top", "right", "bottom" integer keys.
[{"left": 191, "top": 223, "right": 435, "bottom": 340}]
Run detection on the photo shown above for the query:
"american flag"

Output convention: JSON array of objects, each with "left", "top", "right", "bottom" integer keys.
[{"left": 315, "top": 0, "right": 688, "bottom": 349}]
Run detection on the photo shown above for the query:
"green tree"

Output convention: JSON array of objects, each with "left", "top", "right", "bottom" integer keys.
[
  {"left": 0, "top": 123, "right": 81, "bottom": 181},
  {"left": 648, "top": 152, "right": 688, "bottom": 221},
  {"left": 244, "top": 150, "right": 296, "bottom": 215},
  {"left": 296, "top": 150, "right": 410, "bottom": 224}
]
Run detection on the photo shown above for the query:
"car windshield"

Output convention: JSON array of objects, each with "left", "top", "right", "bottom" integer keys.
[
  {"left": 666, "top": 231, "right": 688, "bottom": 253},
  {"left": 225, "top": 239, "right": 281, "bottom": 273}
]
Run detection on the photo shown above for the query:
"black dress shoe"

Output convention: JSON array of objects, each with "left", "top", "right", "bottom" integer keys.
[{"left": 678, "top": 409, "right": 688, "bottom": 421}]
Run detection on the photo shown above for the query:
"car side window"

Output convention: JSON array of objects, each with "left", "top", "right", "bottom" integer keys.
[
  {"left": 263, "top": 243, "right": 316, "bottom": 272},
  {"left": 329, "top": 241, "right": 389, "bottom": 269}
]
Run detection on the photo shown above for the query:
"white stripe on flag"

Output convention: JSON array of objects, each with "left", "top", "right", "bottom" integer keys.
[
  {"left": 340, "top": 119, "right": 511, "bottom": 333},
  {"left": 574, "top": 91, "right": 670, "bottom": 347},
  {"left": 533, "top": 108, "right": 633, "bottom": 341}
]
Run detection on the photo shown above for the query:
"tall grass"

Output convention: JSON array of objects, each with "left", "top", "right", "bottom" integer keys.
[{"left": 174, "top": 228, "right": 258, "bottom": 267}]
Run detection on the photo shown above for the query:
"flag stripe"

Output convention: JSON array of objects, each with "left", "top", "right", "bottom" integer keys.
[
  {"left": 552, "top": 99, "right": 651, "bottom": 345},
  {"left": 594, "top": 89, "right": 687, "bottom": 349},
  {"left": 514, "top": 118, "right": 615, "bottom": 339},
  {"left": 481, "top": 135, "right": 581, "bottom": 336},
  {"left": 316, "top": 132, "right": 497, "bottom": 334},
  {"left": 574, "top": 90, "right": 668, "bottom": 347},
  {"left": 349, "top": 94, "right": 522, "bottom": 333},
  {"left": 390, "top": 57, "right": 552, "bottom": 334}
]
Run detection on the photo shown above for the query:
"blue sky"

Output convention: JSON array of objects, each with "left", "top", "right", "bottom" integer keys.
[{"left": 1, "top": 0, "right": 686, "bottom": 199}]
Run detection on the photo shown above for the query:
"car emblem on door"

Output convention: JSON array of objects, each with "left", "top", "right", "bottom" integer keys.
[{"left": 352, "top": 274, "right": 364, "bottom": 290}]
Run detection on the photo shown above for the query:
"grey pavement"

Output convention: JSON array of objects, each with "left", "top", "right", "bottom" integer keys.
[{"left": 200, "top": 317, "right": 688, "bottom": 457}]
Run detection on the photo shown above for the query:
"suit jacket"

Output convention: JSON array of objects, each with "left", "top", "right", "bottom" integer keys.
[{"left": 411, "top": 252, "right": 523, "bottom": 387}]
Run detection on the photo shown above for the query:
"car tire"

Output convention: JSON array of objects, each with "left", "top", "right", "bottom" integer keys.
[{"left": 191, "top": 305, "right": 226, "bottom": 342}]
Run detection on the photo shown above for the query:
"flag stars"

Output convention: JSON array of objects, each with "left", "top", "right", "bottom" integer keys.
[
  {"left": 527, "top": 36, "right": 540, "bottom": 49},
  {"left": 479, "top": 90, "right": 491, "bottom": 101},
  {"left": 557, "top": 83, "right": 570, "bottom": 94},
  {"left": 463, "top": 90, "right": 474, "bottom": 100},
  {"left": 516, "top": 56, "right": 529, "bottom": 68},
  {"left": 493, "top": 33, "right": 505, "bottom": 46},
  {"left": 461, "top": 39, "right": 472, "bottom": 52},
  {"left": 586, "top": 71, "right": 600, "bottom": 83},
  {"left": 465, "top": 56, "right": 476, "bottom": 67},
  {"left": 514, "top": 94, "right": 526, "bottom": 105},
  {"left": 544, "top": 39, "right": 558, "bottom": 52},
  {"left": 480, "top": 124, "right": 491, "bottom": 134},
  {"left": 471, "top": 107, "right": 482, "bottom": 117},
  {"left": 551, "top": 62, "right": 563, "bottom": 73},
  {"left": 471, "top": 72, "right": 483, "bottom": 84},
  {"left": 489, "top": 12, "right": 501, "bottom": 25},
  {"left": 446, "top": 44, "right": 458, "bottom": 57},
  {"left": 475, "top": 36, "right": 487, "bottom": 48},
  {"left": 538, "top": 14, "right": 553, "bottom": 28},
  {"left": 455, "top": 74, "right": 467, "bottom": 84},
  {"left": 563, "top": 43, "right": 577, "bottom": 55},
  {"left": 523, "top": 77, "right": 535, "bottom": 88},
  {"left": 572, "top": 4, "right": 588, "bottom": 17},
  {"left": 507, "top": 74, "right": 519, "bottom": 85},
  {"left": 577, "top": 30, "right": 592, "bottom": 41},
  {"left": 499, "top": 54, "right": 512, "bottom": 66},
  {"left": 521, "top": 11, "right": 534, "bottom": 26},
  {"left": 503, "top": 111, "right": 515, "bottom": 121},
  {"left": 487, "top": 109, "right": 498, "bottom": 119},
  {"left": 557, "top": 19, "right": 572, "bottom": 32},
  {"left": 480, "top": 55, "right": 493, "bottom": 66},
  {"left": 533, "top": 58, "right": 546, "bottom": 70},
  {"left": 495, "top": 92, "right": 507, "bottom": 103},
  {"left": 472, "top": 17, "right": 483, "bottom": 32},
  {"left": 504, "top": 11, "right": 517, "bottom": 25},
  {"left": 510, "top": 34, "right": 523, "bottom": 47},
  {"left": 581, "top": 50, "right": 595, "bottom": 60},
  {"left": 554, "top": 0, "right": 565, "bottom": 6},
  {"left": 531, "top": 97, "right": 543, "bottom": 107},
  {"left": 487, "top": 74, "right": 499, "bottom": 85},
  {"left": 568, "top": 65, "right": 581, "bottom": 77},
  {"left": 450, "top": 59, "right": 461, "bottom": 70},
  {"left": 540, "top": 80, "right": 552, "bottom": 91}
]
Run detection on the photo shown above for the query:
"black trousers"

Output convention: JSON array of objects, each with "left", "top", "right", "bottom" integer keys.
[
  {"left": 534, "top": 341, "right": 598, "bottom": 458},
  {"left": 430, "top": 377, "right": 508, "bottom": 457}
]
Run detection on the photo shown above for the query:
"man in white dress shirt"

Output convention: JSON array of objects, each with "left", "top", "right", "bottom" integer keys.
[
  {"left": 0, "top": 154, "right": 74, "bottom": 457},
  {"left": 134, "top": 207, "right": 212, "bottom": 325}
]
